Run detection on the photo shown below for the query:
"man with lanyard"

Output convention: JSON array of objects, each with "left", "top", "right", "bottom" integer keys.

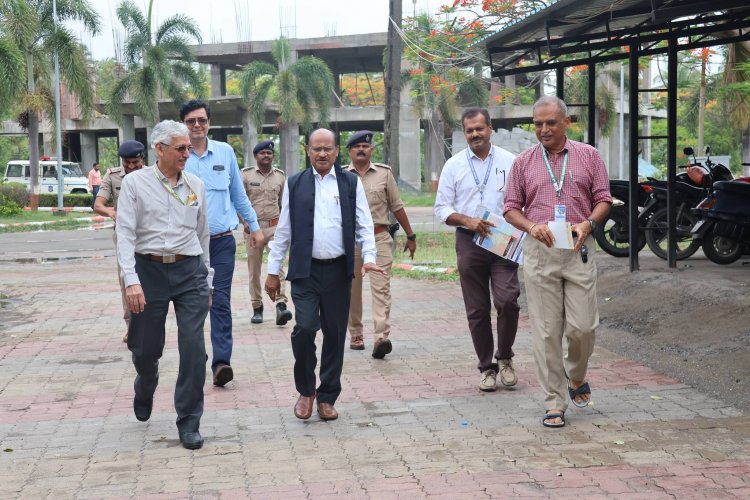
[
  {"left": 504, "top": 96, "right": 611, "bottom": 428},
  {"left": 93, "top": 140, "right": 146, "bottom": 343},
  {"left": 116, "top": 120, "right": 212, "bottom": 449},
  {"left": 180, "top": 99, "right": 264, "bottom": 388},
  {"left": 241, "top": 139, "right": 293, "bottom": 326},
  {"left": 434, "top": 107, "right": 520, "bottom": 393}
]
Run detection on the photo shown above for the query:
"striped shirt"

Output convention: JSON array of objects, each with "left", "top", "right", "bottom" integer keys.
[{"left": 503, "top": 138, "right": 611, "bottom": 224}]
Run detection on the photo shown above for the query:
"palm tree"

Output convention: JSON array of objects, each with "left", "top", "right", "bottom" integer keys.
[
  {"left": 105, "top": 0, "right": 204, "bottom": 154},
  {"left": 0, "top": 0, "right": 100, "bottom": 209},
  {"left": 238, "top": 37, "right": 334, "bottom": 173}
]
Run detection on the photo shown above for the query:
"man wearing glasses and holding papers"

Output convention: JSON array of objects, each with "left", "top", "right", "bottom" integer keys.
[
  {"left": 503, "top": 96, "right": 611, "bottom": 429},
  {"left": 434, "top": 107, "right": 521, "bottom": 393}
]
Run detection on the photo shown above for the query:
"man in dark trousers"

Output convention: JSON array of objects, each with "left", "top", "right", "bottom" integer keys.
[{"left": 265, "top": 128, "right": 383, "bottom": 421}]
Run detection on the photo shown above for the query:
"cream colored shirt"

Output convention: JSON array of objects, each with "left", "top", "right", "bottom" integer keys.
[
  {"left": 241, "top": 166, "right": 285, "bottom": 220},
  {"left": 345, "top": 162, "right": 405, "bottom": 226}
]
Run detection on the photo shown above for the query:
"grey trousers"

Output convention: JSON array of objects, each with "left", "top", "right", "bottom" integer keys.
[{"left": 127, "top": 254, "right": 209, "bottom": 433}]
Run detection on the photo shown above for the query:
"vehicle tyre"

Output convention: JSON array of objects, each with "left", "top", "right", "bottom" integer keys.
[
  {"left": 645, "top": 207, "right": 702, "bottom": 260},
  {"left": 594, "top": 205, "right": 646, "bottom": 257},
  {"left": 701, "top": 231, "right": 742, "bottom": 265}
]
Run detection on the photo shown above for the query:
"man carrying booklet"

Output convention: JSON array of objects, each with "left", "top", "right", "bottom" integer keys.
[
  {"left": 504, "top": 96, "right": 611, "bottom": 429},
  {"left": 434, "top": 107, "right": 520, "bottom": 392}
]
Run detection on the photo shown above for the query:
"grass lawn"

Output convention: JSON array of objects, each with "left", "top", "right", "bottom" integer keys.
[
  {"left": 0, "top": 211, "right": 96, "bottom": 233},
  {"left": 401, "top": 191, "right": 436, "bottom": 207}
]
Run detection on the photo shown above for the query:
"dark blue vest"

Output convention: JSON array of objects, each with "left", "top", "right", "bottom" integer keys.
[{"left": 286, "top": 165, "right": 358, "bottom": 281}]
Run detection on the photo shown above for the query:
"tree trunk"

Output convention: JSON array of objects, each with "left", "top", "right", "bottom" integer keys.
[
  {"left": 383, "top": 0, "right": 402, "bottom": 176},
  {"left": 28, "top": 111, "right": 40, "bottom": 210},
  {"left": 425, "top": 111, "right": 445, "bottom": 192},
  {"left": 743, "top": 124, "right": 750, "bottom": 176},
  {"left": 280, "top": 122, "right": 300, "bottom": 174}
]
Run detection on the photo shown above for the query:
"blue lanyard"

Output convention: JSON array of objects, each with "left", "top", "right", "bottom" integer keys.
[
  {"left": 542, "top": 147, "right": 568, "bottom": 200},
  {"left": 465, "top": 148, "right": 493, "bottom": 203}
]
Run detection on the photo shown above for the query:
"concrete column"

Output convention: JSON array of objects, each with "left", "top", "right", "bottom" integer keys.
[
  {"left": 211, "top": 64, "right": 226, "bottom": 97},
  {"left": 145, "top": 125, "right": 155, "bottom": 165},
  {"left": 398, "top": 73, "right": 421, "bottom": 191},
  {"left": 43, "top": 132, "right": 53, "bottom": 157},
  {"left": 118, "top": 115, "right": 136, "bottom": 143},
  {"left": 242, "top": 110, "right": 258, "bottom": 168},
  {"left": 80, "top": 131, "right": 97, "bottom": 171}
]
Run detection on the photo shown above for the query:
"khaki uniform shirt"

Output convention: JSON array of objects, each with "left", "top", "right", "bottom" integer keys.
[
  {"left": 97, "top": 167, "right": 126, "bottom": 207},
  {"left": 241, "top": 166, "right": 286, "bottom": 221},
  {"left": 345, "top": 162, "right": 405, "bottom": 226}
]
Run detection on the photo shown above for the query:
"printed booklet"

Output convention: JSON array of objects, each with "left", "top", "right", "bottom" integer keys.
[{"left": 472, "top": 210, "right": 526, "bottom": 264}]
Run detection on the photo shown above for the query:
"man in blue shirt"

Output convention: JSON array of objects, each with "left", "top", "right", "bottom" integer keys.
[{"left": 181, "top": 99, "right": 264, "bottom": 387}]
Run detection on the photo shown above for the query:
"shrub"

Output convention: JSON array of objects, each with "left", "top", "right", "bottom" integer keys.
[
  {"left": 0, "top": 200, "right": 22, "bottom": 216},
  {"left": 0, "top": 183, "right": 30, "bottom": 211},
  {"left": 39, "top": 193, "right": 93, "bottom": 207}
]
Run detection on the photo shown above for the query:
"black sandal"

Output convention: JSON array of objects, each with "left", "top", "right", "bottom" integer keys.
[{"left": 542, "top": 411, "right": 565, "bottom": 428}]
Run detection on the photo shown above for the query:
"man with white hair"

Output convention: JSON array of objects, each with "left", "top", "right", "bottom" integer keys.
[{"left": 116, "top": 120, "right": 213, "bottom": 450}]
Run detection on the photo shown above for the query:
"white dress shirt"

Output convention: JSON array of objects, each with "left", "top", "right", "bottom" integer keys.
[
  {"left": 268, "top": 168, "right": 376, "bottom": 275},
  {"left": 434, "top": 145, "right": 516, "bottom": 225},
  {"left": 116, "top": 165, "right": 213, "bottom": 288}
]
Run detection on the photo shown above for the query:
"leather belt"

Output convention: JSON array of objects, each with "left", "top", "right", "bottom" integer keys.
[
  {"left": 312, "top": 255, "right": 345, "bottom": 265},
  {"left": 136, "top": 253, "right": 191, "bottom": 264},
  {"left": 374, "top": 224, "right": 389, "bottom": 235},
  {"left": 258, "top": 218, "right": 279, "bottom": 229},
  {"left": 210, "top": 230, "right": 233, "bottom": 240}
]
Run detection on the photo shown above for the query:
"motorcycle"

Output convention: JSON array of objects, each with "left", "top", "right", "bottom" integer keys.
[
  {"left": 643, "top": 146, "right": 734, "bottom": 260},
  {"left": 692, "top": 172, "right": 750, "bottom": 265}
]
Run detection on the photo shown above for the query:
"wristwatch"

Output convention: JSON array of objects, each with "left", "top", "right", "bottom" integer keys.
[
  {"left": 587, "top": 218, "right": 597, "bottom": 230},
  {"left": 406, "top": 234, "right": 417, "bottom": 241}
]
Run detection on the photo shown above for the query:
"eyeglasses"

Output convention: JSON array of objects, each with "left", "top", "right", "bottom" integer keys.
[
  {"left": 160, "top": 143, "right": 193, "bottom": 154},
  {"left": 309, "top": 146, "right": 337, "bottom": 154},
  {"left": 184, "top": 118, "right": 208, "bottom": 126}
]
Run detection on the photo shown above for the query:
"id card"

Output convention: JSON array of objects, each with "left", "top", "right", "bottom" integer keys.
[
  {"left": 554, "top": 204, "right": 566, "bottom": 222},
  {"left": 474, "top": 205, "right": 488, "bottom": 218}
]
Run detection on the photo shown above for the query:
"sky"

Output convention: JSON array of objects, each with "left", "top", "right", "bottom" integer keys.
[{"left": 74, "top": 0, "right": 448, "bottom": 61}]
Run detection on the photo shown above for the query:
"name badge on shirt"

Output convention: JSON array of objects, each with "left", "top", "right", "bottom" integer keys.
[
  {"left": 250, "top": 182, "right": 260, "bottom": 186},
  {"left": 554, "top": 204, "right": 566, "bottom": 222},
  {"left": 213, "top": 164, "right": 225, "bottom": 171}
]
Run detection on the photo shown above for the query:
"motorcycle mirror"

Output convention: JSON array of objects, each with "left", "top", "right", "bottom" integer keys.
[
  {"left": 705, "top": 145, "right": 711, "bottom": 155},
  {"left": 683, "top": 147, "right": 694, "bottom": 156}
]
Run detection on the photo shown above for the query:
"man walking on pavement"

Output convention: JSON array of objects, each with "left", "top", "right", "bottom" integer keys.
[
  {"left": 344, "top": 130, "right": 417, "bottom": 359},
  {"left": 180, "top": 99, "right": 264, "bottom": 388},
  {"left": 504, "top": 96, "right": 611, "bottom": 428},
  {"left": 88, "top": 162, "right": 102, "bottom": 208},
  {"left": 93, "top": 140, "right": 146, "bottom": 343},
  {"left": 241, "top": 139, "right": 293, "bottom": 326},
  {"left": 434, "top": 107, "right": 520, "bottom": 392},
  {"left": 116, "top": 120, "right": 212, "bottom": 449},
  {"left": 265, "top": 128, "right": 384, "bottom": 421}
]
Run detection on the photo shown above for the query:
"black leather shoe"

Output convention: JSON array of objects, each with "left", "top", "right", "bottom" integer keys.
[
  {"left": 213, "top": 364, "right": 233, "bottom": 387},
  {"left": 276, "top": 303, "right": 293, "bottom": 326},
  {"left": 372, "top": 338, "right": 392, "bottom": 359},
  {"left": 133, "top": 394, "right": 153, "bottom": 422},
  {"left": 251, "top": 307, "right": 263, "bottom": 324},
  {"left": 179, "top": 431, "right": 204, "bottom": 450}
]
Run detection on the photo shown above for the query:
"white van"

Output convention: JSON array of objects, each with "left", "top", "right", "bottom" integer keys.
[{"left": 3, "top": 159, "right": 89, "bottom": 194}]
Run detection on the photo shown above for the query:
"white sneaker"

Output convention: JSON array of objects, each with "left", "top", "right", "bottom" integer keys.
[
  {"left": 479, "top": 369, "right": 497, "bottom": 392},
  {"left": 499, "top": 359, "right": 518, "bottom": 387}
]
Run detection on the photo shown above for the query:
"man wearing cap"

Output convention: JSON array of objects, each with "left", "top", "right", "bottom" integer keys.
[
  {"left": 180, "top": 99, "right": 264, "bottom": 388},
  {"left": 241, "top": 140, "right": 293, "bottom": 325},
  {"left": 344, "top": 130, "right": 417, "bottom": 359},
  {"left": 94, "top": 140, "right": 146, "bottom": 342}
]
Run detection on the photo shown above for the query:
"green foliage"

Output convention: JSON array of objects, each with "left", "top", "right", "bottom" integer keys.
[
  {"left": 0, "top": 137, "right": 28, "bottom": 176},
  {"left": 38, "top": 193, "right": 92, "bottom": 207},
  {"left": 0, "top": 182, "right": 28, "bottom": 214},
  {"left": 99, "top": 137, "right": 120, "bottom": 172}
]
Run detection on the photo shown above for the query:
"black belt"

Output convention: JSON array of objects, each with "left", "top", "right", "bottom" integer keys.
[
  {"left": 136, "top": 253, "right": 191, "bottom": 264},
  {"left": 210, "top": 230, "right": 233, "bottom": 240},
  {"left": 312, "top": 255, "right": 345, "bottom": 265}
]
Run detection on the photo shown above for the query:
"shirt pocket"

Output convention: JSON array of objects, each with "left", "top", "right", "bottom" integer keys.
[
  {"left": 203, "top": 169, "right": 231, "bottom": 211},
  {"left": 182, "top": 205, "right": 199, "bottom": 228},
  {"left": 265, "top": 184, "right": 281, "bottom": 203}
]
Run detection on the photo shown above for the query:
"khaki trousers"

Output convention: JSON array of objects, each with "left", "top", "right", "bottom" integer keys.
[
  {"left": 348, "top": 231, "right": 394, "bottom": 341},
  {"left": 245, "top": 226, "right": 287, "bottom": 309},
  {"left": 113, "top": 231, "right": 130, "bottom": 327},
  {"left": 522, "top": 235, "right": 599, "bottom": 412}
]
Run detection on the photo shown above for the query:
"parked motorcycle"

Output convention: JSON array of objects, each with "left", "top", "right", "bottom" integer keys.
[
  {"left": 692, "top": 173, "right": 750, "bottom": 265},
  {"left": 593, "top": 179, "right": 655, "bottom": 257},
  {"left": 644, "top": 147, "right": 733, "bottom": 260}
]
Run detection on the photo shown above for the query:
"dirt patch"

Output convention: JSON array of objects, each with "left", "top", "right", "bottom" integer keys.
[{"left": 594, "top": 251, "right": 750, "bottom": 411}]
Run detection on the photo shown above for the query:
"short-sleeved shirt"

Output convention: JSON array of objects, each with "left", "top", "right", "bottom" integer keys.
[
  {"left": 97, "top": 167, "right": 126, "bottom": 207},
  {"left": 503, "top": 138, "right": 612, "bottom": 224},
  {"left": 88, "top": 168, "right": 102, "bottom": 189},
  {"left": 241, "top": 166, "right": 285, "bottom": 221},
  {"left": 344, "top": 162, "right": 405, "bottom": 226}
]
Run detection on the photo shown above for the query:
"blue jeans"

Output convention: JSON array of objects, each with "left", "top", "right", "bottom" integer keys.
[{"left": 209, "top": 234, "right": 236, "bottom": 372}]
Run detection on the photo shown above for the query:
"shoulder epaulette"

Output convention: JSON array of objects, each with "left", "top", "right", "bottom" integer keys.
[
  {"left": 241, "top": 166, "right": 255, "bottom": 172},
  {"left": 273, "top": 167, "right": 286, "bottom": 175},
  {"left": 373, "top": 162, "right": 392, "bottom": 170}
]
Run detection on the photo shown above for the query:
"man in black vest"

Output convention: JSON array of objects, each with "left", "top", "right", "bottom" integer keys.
[{"left": 265, "top": 128, "right": 383, "bottom": 421}]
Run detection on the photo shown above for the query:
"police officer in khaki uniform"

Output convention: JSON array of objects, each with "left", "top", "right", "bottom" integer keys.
[
  {"left": 345, "top": 130, "right": 417, "bottom": 359},
  {"left": 93, "top": 140, "right": 146, "bottom": 342},
  {"left": 242, "top": 140, "right": 293, "bottom": 325}
]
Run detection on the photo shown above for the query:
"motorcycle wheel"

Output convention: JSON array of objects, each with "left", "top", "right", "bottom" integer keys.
[
  {"left": 701, "top": 232, "right": 743, "bottom": 265},
  {"left": 594, "top": 206, "right": 646, "bottom": 257},
  {"left": 645, "top": 207, "right": 702, "bottom": 260}
]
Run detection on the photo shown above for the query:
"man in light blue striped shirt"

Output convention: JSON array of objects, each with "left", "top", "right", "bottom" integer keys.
[{"left": 182, "top": 99, "right": 264, "bottom": 388}]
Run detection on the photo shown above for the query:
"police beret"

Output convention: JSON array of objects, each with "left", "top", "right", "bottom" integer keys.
[
  {"left": 118, "top": 140, "right": 145, "bottom": 158},
  {"left": 253, "top": 140, "right": 275, "bottom": 155},
  {"left": 346, "top": 130, "right": 373, "bottom": 148}
]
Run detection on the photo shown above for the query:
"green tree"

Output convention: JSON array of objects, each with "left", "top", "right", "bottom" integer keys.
[
  {"left": 105, "top": 0, "right": 204, "bottom": 130},
  {"left": 0, "top": 0, "right": 100, "bottom": 209},
  {"left": 238, "top": 37, "right": 334, "bottom": 173}
]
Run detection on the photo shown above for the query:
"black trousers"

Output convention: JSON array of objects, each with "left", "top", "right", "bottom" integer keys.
[
  {"left": 290, "top": 258, "right": 352, "bottom": 405},
  {"left": 127, "top": 255, "right": 209, "bottom": 433}
]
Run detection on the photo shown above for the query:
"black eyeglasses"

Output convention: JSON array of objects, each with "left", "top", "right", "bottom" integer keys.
[
  {"left": 160, "top": 143, "right": 193, "bottom": 154},
  {"left": 184, "top": 118, "right": 208, "bottom": 126}
]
